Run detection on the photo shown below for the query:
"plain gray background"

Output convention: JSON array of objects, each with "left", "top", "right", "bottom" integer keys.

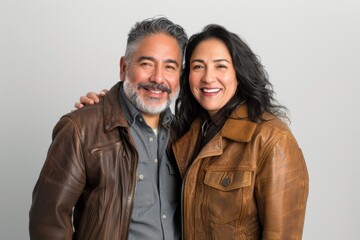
[{"left": 1, "top": 0, "right": 359, "bottom": 239}]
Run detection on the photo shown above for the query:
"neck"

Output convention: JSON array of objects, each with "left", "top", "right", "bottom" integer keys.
[
  {"left": 207, "top": 110, "right": 218, "bottom": 121},
  {"left": 142, "top": 112, "right": 160, "bottom": 129}
]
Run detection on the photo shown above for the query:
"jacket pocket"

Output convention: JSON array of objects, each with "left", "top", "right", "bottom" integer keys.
[
  {"left": 204, "top": 169, "right": 252, "bottom": 224},
  {"left": 88, "top": 141, "right": 125, "bottom": 186}
]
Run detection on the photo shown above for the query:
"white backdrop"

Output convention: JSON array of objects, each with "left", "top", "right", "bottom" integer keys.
[{"left": 1, "top": 0, "right": 359, "bottom": 239}]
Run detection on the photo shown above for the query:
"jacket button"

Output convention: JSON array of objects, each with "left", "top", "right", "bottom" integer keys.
[{"left": 222, "top": 178, "right": 230, "bottom": 187}]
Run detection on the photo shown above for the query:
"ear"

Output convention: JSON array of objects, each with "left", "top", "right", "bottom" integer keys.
[{"left": 120, "top": 57, "right": 126, "bottom": 81}]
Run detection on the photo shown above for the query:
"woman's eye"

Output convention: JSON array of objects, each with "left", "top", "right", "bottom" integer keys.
[{"left": 192, "top": 65, "right": 204, "bottom": 70}]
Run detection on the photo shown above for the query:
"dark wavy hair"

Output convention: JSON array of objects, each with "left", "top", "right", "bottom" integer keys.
[{"left": 175, "top": 24, "right": 288, "bottom": 135}]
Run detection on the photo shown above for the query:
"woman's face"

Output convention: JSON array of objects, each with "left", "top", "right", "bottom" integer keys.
[{"left": 189, "top": 38, "right": 238, "bottom": 118}]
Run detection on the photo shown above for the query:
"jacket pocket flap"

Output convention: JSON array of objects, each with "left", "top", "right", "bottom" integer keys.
[{"left": 204, "top": 170, "right": 251, "bottom": 191}]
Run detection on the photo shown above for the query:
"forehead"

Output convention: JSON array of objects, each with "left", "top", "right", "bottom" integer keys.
[
  {"left": 191, "top": 38, "right": 231, "bottom": 59},
  {"left": 132, "top": 33, "right": 181, "bottom": 62}
]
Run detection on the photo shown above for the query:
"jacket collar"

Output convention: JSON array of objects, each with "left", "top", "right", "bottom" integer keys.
[
  {"left": 195, "top": 105, "right": 257, "bottom": 160},
  {"left": 177, "top": 104, "right": 258, "bottom": 147},
  {"left": 173, "top": 104, "right": 258, "bottom": 177},
  {"left": 220, "top": 105, "right": 257, "bottom": 143},
  {"left": 103, "top": 82, "right": 129, "bottom": 132}
]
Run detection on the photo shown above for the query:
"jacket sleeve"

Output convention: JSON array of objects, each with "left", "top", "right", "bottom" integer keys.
[
  {"left": 255, "top": 132, "right": 309, "bottom": 240},
  {"left": 29, "top": 116, "right": 86, "bottom": 240}
]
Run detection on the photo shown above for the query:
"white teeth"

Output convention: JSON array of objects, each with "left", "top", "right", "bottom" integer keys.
[
  {"left": 149, "top": 89, "right": 162, "bottom": 94},
  {"left": 202, "top": 88, "right": 220, "bottom": 93}
]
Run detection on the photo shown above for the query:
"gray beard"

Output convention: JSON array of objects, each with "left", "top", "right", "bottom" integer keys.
[{"left": 123, "top": 79, "right": 179, "bottom": 115}]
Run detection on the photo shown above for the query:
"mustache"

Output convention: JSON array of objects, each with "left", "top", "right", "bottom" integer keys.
[{"left": 137, "top": 83, "right": 172, "bottom": 94}]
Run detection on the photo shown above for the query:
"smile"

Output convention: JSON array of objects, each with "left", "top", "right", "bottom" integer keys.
[
  {"left": 144, "top": 87, "right": 163, "bottom": 94},
  {"left": 201, "top": 88, "right": 221, "bottom": 93},
  {"left": 138, "top": 83, "right": 171, "bottom": 94}
]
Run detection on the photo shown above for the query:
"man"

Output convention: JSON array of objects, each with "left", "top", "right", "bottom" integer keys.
[{"left": 29, "top": 17, "right": 188, "bottom": 240}]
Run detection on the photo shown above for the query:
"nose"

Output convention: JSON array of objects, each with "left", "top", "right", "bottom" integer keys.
[
  {"left": 202, "top": 68, "right": 216, "bottom": 83},
  {"left": 149, "top": 65, "right": 164, "bottom": 83}
]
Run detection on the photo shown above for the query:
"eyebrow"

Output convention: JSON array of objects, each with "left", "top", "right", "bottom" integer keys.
[
  {"left": 191, "top": 59, "right": 230, "bottom": 64},
  {"left": 137, "top": 56, "right": 179, "bottom": 67}
]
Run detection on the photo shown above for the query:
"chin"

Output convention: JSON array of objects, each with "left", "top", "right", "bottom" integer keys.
[{"left": 142, "top": 102, "right": 169, "bottom": 115}]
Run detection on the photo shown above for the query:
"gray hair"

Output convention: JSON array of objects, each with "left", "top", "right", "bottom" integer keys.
[{"left": 124, "top": 17, "right": 188, "bottom": 65}]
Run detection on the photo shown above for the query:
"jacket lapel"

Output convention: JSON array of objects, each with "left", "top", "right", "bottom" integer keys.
[{"left": 173, "top": 105, "right": 258, "bottom": 177}]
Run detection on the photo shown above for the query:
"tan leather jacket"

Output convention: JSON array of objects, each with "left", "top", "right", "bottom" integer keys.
[
  {"left": 173, "top": 106, "right": 309, "bottom": 240},
  {"left": 29, "top": 82, "right": 178, "bottom": 239}
]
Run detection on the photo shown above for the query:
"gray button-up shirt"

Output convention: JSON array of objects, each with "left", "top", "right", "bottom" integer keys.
[{"left": 119, "top": 86, "right": 180, "bottom": 240}]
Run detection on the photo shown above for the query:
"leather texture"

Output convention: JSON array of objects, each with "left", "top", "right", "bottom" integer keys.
[
  {"left": 30, "top": 83, "right": 141, "bottom": 240},
  {"left": 173, "top": 105, "right": 309, "bottom": 240}
]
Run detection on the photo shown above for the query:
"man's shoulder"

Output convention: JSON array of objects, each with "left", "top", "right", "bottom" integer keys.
[
  {"left": 53, "top": 102, "right": 105, "bottom": 139},
  {"left": 64, "top": 82, "right": 122, "bottom": 122},
  {"left": 66, "top": 100, "right": 104, "bottom": 121}
]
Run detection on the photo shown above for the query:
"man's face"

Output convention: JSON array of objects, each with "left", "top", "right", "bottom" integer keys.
[{"left": 121, "top": 33, "right": 181, "bottom": 115}]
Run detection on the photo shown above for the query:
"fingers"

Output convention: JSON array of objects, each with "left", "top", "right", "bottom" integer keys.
[
  {"left": 73, "top": 89, "right": 108, "bottom": 111},
  {"left": 85, "top": 92, "right": 100, "bottom": 103},
  {"left": 74, "top": 102, "right": 84, "bottom": 109},
  {"left": 73, "top": 94, "right": 95, "bottom": 111},
  {"left": 100, "top": 89, "right": 109, "bottom": 95}
]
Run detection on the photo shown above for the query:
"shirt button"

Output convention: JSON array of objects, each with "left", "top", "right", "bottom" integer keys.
[
  {"left": 138, "top": 174, "right": 144, "bottom": 180},
  {"left": 149, "top": 137, "right": 154, "bottom": 142},
  {"left": 162, "top": 214, "right": 167, "bottom": 219},
  {"left": 154, "top": 159, "right": 158, "bottom": 163},
  {"left": 139, "top": 117, "right": 143, "bottom": 122}
]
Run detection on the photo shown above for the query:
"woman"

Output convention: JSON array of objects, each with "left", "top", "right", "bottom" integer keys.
[
  {"left": 173, "top": 24, "right": 308, "bottom": 239},
  {"left": 78, "top": 24, "right": 309, "bottom": 239}
]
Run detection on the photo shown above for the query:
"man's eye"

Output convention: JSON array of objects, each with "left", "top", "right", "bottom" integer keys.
[
  {"left": 166, "top": 65, "right": 176, "bottom": 70},
  {"left": 141, "top": 62, "right": 153, "bottom": 67}
]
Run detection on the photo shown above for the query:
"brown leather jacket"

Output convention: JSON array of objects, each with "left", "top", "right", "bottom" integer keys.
[
  {"left": 172, "top": 105, "right": 309, "bottom": 240},
  {"left": 29, "top": 82, "right": 178, "bottom": 240}
]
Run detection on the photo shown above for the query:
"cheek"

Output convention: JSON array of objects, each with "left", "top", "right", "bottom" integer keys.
[
  {"left": 226, "top": 76, "right": 238, "bottom": 95},
  {"left": 229, "top": 81, "right": 237, "bottom": 94},
  {"left": 171, "top": 81, "right": 180, "bottom": 95},
  {"left": 132, "top": 65, "right": 155, "bottom": 80},
  {"left": 189, "top": 86, "right": 201, "bottom": 103},
  {"left": 167, "top": 74, "right": 180, "bottom": 90},
  {"left": 126, "top": 70, "right": 142, "bottom": 84}
]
